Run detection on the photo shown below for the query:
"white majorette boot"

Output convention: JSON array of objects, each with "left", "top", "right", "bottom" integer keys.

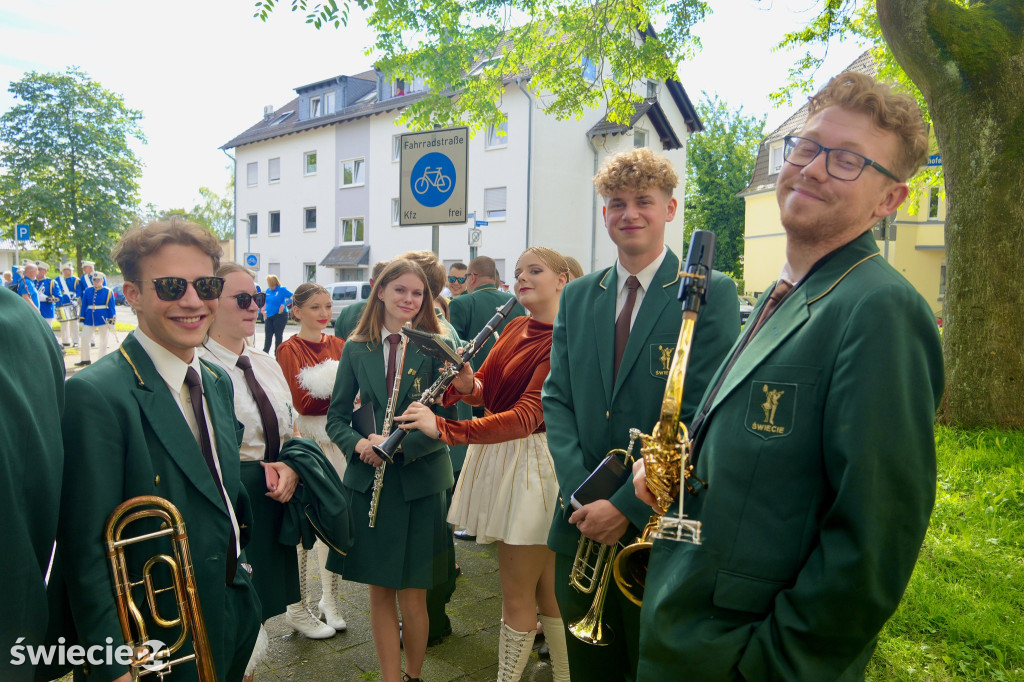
[
  {"left": 286, "top": 545, "right": 335, "bottom": 639},
  {"left": 497, "top": 620, "right": 536, "bottom": 682},
  {"left": 538, "top": 614, "right": 570, "bottom": 681},
  {"left": 316, "top": 541, "right": 348, "bottom": 631}
]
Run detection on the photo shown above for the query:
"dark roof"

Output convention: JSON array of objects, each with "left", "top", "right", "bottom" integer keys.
[
  {"left": 320, "top": 245, "right": 370, "bottom": 268},
  {"left": 739, "top": 50, "right": 874, "bottom": 197},
  {"left": 587, "top": 98, "right": 684, "bottom": 150}
]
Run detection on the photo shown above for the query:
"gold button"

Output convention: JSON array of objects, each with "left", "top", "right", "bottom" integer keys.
[
  {"left": 605, "top": 411, "right": 610, "bottom": 419},
  {"left": 154, "top": 475, "right": 161, "bottom": 486}
]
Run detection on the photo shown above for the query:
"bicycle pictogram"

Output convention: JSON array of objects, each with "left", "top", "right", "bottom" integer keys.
[{"left": 413, "top": 167, "right": 452, "bottom": 195}]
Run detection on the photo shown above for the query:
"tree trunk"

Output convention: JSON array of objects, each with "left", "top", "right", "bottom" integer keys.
[{"left": 878, "top": 0, "right": 1024, "bottom": 428}]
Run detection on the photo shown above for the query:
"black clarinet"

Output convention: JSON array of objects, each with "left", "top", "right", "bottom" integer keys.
[{"left": 372, "top": 297, "right": 518, "bottom": 463}]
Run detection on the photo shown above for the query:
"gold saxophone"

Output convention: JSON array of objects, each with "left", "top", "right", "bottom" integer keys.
[
  {"left": 104, "top": 495, "right": 216, "bottom": 681},
  {"left": 368, "top": 332, "right": 408, "bottom": 528},
  {"left": 612, "top": 230, "right": 716, "bottom": 607}
]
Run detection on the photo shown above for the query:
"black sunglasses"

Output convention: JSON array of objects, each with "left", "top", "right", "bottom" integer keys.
[
  {"left": 448, "top": 275, "right": 467, "bottom": 284},
  {"left": 142, "top": 276, "right": 225, "bottom": 301},
  {"left": 229, "top": 291, "right": 267, "bottom": 309}
]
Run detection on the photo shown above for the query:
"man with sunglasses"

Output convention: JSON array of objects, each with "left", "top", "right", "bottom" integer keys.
[
  {"left": 635, "top": 72, "right": 944, "bottom": 680},
  {"left": 444, "top": 262, "right": 468, "bottom": 299},
  {"left": 52, "top": 218, "right": 262, "bottom": 681}
]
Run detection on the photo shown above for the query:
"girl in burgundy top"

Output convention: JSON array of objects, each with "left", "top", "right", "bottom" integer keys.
[
  {"left": 398, "top": 247, "right": 571, "bottom": 682},
  {"left": 276, "top": 282, "right": 348, "bottom": 637}
]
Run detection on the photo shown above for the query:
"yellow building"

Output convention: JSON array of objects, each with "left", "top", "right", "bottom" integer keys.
[{"left": 738, "top": 52, "right": 945, "bottom": 321}]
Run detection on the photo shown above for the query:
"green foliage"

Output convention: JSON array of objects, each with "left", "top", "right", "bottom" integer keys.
[
  {"left": 0, "top": 67, "right": 145, "bottom": 272},
  {"left": 254, "top": 0, "right": 709, "bottom": 131},
  {"left": 683, "top": 93, "right": 764, "bottom": 279},
  {"left": 136, "top": 170, "right": 234, "bottom": 240},
  {"left": 867, "top": 426, "right": 1024, "bottom": 680}
]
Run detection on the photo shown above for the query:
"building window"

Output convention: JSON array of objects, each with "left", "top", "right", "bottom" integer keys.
[
  {"left": 939, "top": 263, "right": 946, "bottom": 298},
  {"left": 310, "top": 96, "right": 321, "bottom": 118},
  {"left": 304, "top": 151, "right": 317, "bottom": 175},
  {"left": 247, "top": 213, "right": 257, "bottom": 236},
  {"left": 269, "top": 211, "right": 281, "bottom": 235},
  {"left": 304, "top": 207, "right": 317, "bottom": 232},
  {"left": 581, "top": 57, "right": 597, "bottom": 82},
  {"left": 929, "top": 187, "right": 940, "bottom": 218},
  {"left": 392, "top": 135, "right": 401, "bottom": 162},
  {"left": 246, "top": 162, "right": 258, "bottom": 187},
  {"left": 269, "top": 157, "right": 281, "bottom": 183},
  {"left": 268, "top": 262, "right": 281, "bottom": 278},
  {"left": 394, "top": 78, "right": 406, "bottom": 96},
  {"left": 634, "top": 129, "right": 648, "bottom": 148},
  {"left": 769, "top": 141, "right": 785, "bottom": 175},
  {"left": 392, "top": 198, "right": 400, "bottom": 225},
  {"left": 647, "top": 80, "right": 659, "bottom": 99},
  {"left": 341, "top": 217, "right": 365, "bottom": 244},
  {"left": 325, "top": 91, "right": 336, "bottom": 115},
  {"left": 340, "top": 158, "right": 365, "bottom": 187},
  {"left": 337, "top": 268, "right": 364, "bottom": 281},
  {"left": 485, "top": 187, "right": 507, "bottom": 221},
  {"left": 486, "top": 120, "right": 508, "bottom": 148},
  {"left": 303, "top": 263, "right": 317, "bottom": 282}
]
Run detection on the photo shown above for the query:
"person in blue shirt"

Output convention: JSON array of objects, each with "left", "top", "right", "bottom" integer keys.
[
  {"left": 56, "top": 263, "right": 80, "bottom": 347},
  {"left": 17, "top": 262, "right": 40, "bottom": 311},
  {"left": 76, "top": 272, "right": 116, "bottom": 366},
  {"left": 262, "top": 274, "right": 292, "bottom": 355},
  {"left": 36, "top": 262, "right": 60, "bottom": 325}
]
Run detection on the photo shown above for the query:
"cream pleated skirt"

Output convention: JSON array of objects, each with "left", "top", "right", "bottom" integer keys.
[{"left": 448, "top": 432, "right": 559, "bottom": 546}]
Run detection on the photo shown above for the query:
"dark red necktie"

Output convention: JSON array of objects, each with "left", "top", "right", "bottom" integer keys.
[
  {"left": 384, "top": 333, "right": 402, "bottom": 398},
  {"left": 235, "top": 354, "right": 281, "bottom": 462},
  {"left": 184, "top": 367, "right": 238, "bottom": 584},
  {"left": 613, "top": 275, "right": 641, "bottom": 381},
  {"left": 748, "top": 279, "right": 794, "bottom": 338}
]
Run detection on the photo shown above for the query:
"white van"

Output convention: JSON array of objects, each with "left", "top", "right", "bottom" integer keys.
[{"left": 325, "top": 281, "right": 373, "bottom": 323}]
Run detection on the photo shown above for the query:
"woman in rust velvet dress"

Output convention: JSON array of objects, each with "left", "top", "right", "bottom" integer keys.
[{"left": 397, "top": 247, "right": 571, "bottom": 682}]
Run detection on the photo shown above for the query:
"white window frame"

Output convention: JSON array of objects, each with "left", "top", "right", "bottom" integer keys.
[
  {"left": 484, "top": 187, "right": 507, "bottom": 222},
  {"left": 304, "top": 207, "right": 317, "bottom": 232},
  {"left": 646, "top": 80, "right": 659, "bottom": 99},
  {"left": 634, "top": 128, "right": 648, "bottom": 148},
  {"left": 303, "top": 263, "right": 317, "bottom": 282},
  {"left": 340, "top": 158, "right": 365, "bottom": 188},
  {"left": 247, "top": 213, "right": 258, "bottom": 236},
  {"left": 268, "top": 157, "right": 281, "bottom": 184},
  {"left": 769, "top": 141, "right": 785, "bottom": 175},
  {"left": 392, "top": 135, "right": 401, "bottom": 162},
  {"left": 246, "top": 162, "right": 258, "bottom": 187},
  {"left": 309, "top": 96, "right": 321, "bottom": 118},
  {"left": 269, "top": 211, "right": 281, "bottom": 236},
  {"left": 486, "top": 120, "right": 508, "bottom": 149},
  {"left": 340, "top": 217, "right": 365, "bottom": 244},
  {"left": 391, "top": 198, "right": 400, "bottom": 225},
  {"left": 324, "top": 91, "right": 336, "bottom": 115},
  {"left": 304, "top": 151, "right": 318, "bottom": 176}
]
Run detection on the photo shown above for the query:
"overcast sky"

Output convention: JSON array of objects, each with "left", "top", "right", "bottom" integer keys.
[{"left": 0, "top": 0, "right": 867, "bottom": 211}]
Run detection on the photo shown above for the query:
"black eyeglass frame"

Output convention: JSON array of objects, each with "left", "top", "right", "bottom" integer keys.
[
  {"left": 139, "top": 276, "right": 225, "bottom": 301},
  {"left": 783, "top": 135, "right": 901, "bottom": 183},
  {"left": 448, "top": 275, "right": 467, "bottom": 284},
  {"left": 229, "top": 291, "right": 267, "bottom": 309}
]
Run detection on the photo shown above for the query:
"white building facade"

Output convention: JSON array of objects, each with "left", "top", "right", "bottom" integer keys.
[{"left": 224, "top": 66, "right": 702, "bottom": 287}]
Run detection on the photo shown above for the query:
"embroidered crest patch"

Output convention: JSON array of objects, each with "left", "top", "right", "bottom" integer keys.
[
  {"left": 650, "top": 343, "right": 675, "bottom": 378},
  {"left": 745, "top": 382, "right": 797, "bottom": 439}
]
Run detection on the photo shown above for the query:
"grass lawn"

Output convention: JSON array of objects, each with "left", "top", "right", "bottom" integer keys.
[{"left": 867, "top": 426, "right": 1024, "bottom": 680}]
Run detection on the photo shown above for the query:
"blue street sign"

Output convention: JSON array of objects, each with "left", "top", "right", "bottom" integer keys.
[
  {"left": 244, "top": 252, "right": 260, "bottom": 269},
  {"left": 475, "top": 220, "right": 488, "bottom": 227},
  {"left": 927, "top": 154, "right": 942, "bottom": 167},
  {"left": 15, "top": 224, "right": 30, "bottom": 240},
  {"left": 410, "top": 152, "right": 457, "bottom": 208}
]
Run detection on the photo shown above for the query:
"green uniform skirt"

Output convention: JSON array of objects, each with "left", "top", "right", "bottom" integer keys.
[
  {"left": 240, "top": 461, "right": 300, "bottom": 620},
  {"left": 339, "top": 463, "right": 448, "bottom": 590}
]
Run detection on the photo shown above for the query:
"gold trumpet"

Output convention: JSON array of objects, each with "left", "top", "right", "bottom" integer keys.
[
  {"left": 567, "top": 428, "right": 641, "bottom": 645},
  {"left": 104, "top": 495, "right": 216, "bottom": 681},
  {"left": 613, "top": 230, "right": 716, "bottom": 607}
]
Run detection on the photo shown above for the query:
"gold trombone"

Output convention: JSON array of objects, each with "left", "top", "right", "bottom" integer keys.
[
  {"left": 104, "top": 495, "right": 216, "bottom": 681},
  {"left": 368, "top": 330, "right": 408, "bottom": 528}
]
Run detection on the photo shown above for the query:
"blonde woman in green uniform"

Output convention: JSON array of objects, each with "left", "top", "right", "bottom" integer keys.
[{"left": 326, "top": 258, "right": 457, "bottom": 682}]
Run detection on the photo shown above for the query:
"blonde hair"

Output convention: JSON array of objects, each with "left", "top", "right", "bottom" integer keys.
[
  {"left": 807, "top": 71, "right": 928, "bottom": 181},
  {"left": 593, "top": 147, "right": 679, "bottom": 198},
  {"left": 290, "top": 282, "right": 330, "bottom": 321},
  {"left": 518, "top": 246, "right": 570, "bottom": 277},
  {"left": 266, "top": 274, "right": 281, "bottom": 288},
  {"left": 397, "top": 250, "right": 446, "bottom": 299},
  {"left": 350, "top": 259, "right": 441, "bottom": 344},
  {"left": 216, "top": 263, "right": 255, "bottom": 279},
  {"left": 564, "top": 256, "right": 585, "bottom": 280}
]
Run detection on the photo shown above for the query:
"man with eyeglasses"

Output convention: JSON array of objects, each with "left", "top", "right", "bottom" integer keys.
[
  {"left": 634, "top": 72, "right": 944, "bottom": 680},
  {"left": 51, "top": 218, "right": 262, "bottom": 681}
]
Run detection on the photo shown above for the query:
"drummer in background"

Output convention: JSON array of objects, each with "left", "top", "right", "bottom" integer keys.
[
  {"left": 35, "top": 263, "right": 60, "bottom": 326},
  {"left": 76, "top": 261, "right": 105, "bottom": 345},
  {"left": 17, "top": 262, "right": 40, "bottom": 310},
  {"left": 76, "top": 272, "right": 116, "bottom": 367},
  {"left": 56, "top": 263, "right": 80, "bottom": 348}
]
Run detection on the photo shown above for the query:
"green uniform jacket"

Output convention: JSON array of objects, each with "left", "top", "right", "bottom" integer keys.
[
  {"left": 0, "top": 287, "right": 64, "bottom": 682},
  {"left": 542, "top": 250, "right": 739, "bottom": 555},
  {"left": 54, "top": 334, "right": 260, "bottom": 681},
  {"left": 447, "top": 284, "right": 525, "bottom": 371},
  {"left": 333, "top": 300, "right": 366, "bottom": 340},
  {"left": 638, "top": 231, "right": 944, "bottom": 681},
  {"left": 326, "top": 338, "right": 458, "bottom": 502}
]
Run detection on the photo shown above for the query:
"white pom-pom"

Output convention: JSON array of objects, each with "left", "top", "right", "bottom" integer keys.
[{"left": 298, "top": 359, "right": 340, "bottom": 399}]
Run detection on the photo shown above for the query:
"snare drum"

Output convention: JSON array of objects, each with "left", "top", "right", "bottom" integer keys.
[{"left": 56, "top": 305, "right": 78, "bottom": 323}]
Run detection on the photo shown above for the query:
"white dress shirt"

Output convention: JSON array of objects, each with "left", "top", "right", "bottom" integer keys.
[
  {"left": 199, "top": 338, "right": 294, "bottom": 462},
  {"left": 132, "top": 329, "right": 241, "bottom": 556},
  {"left": 615, "top": 245, "right": 669, "bottom": 330}
]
